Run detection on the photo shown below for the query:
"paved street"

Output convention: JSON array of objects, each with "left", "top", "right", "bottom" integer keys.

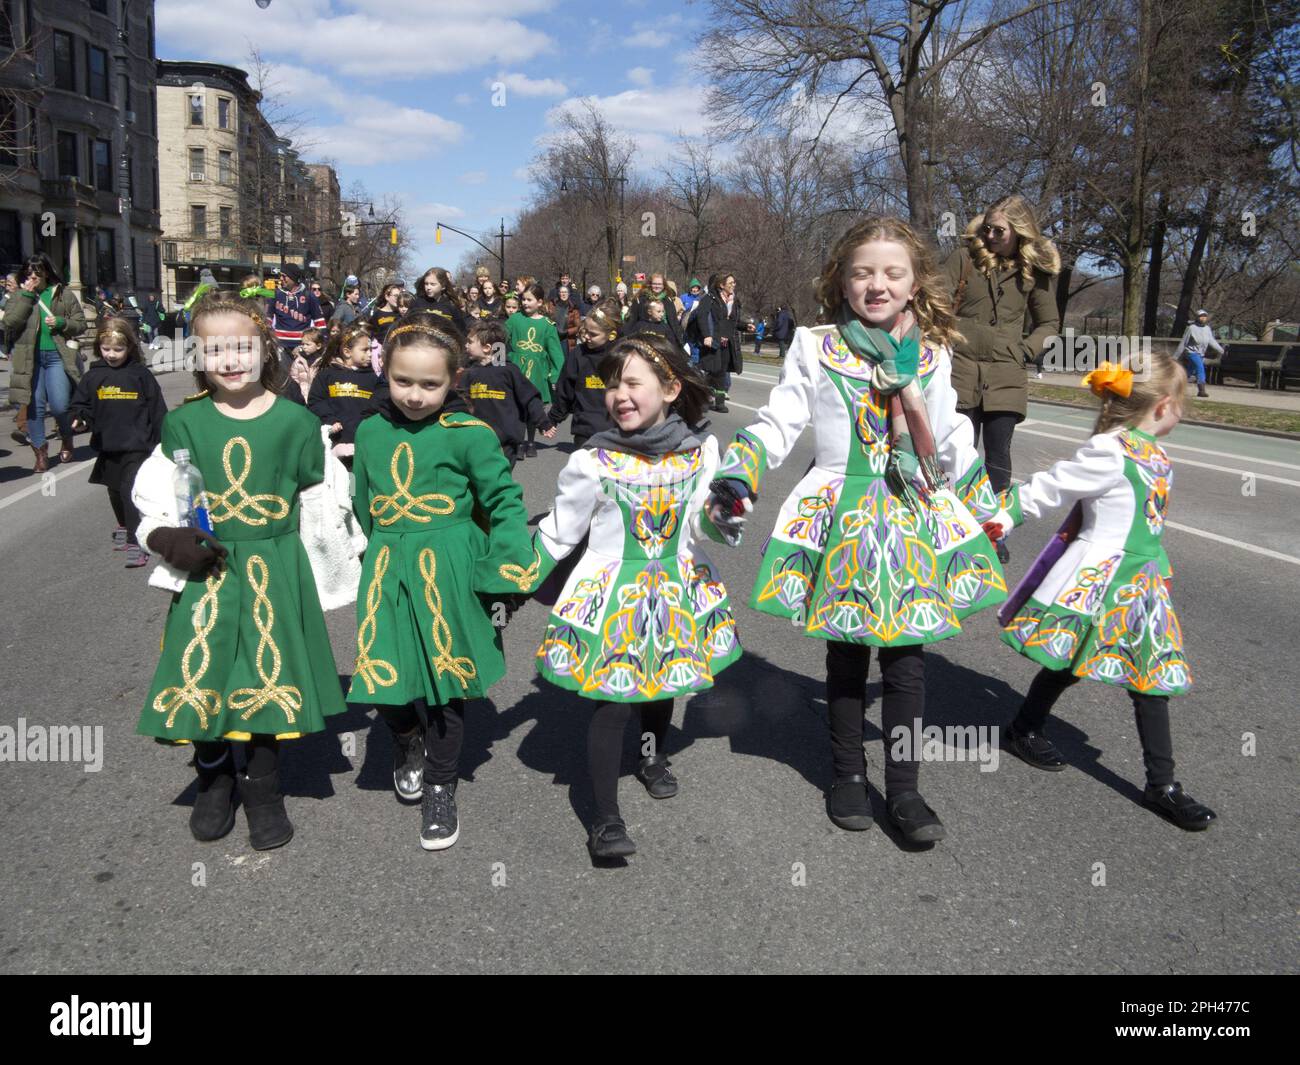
[{"left": 0, "top": 361, "right": 1296, "bottom": 974}]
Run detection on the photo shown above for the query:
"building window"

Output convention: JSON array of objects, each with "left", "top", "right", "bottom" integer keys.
[
  {"left": 189, "top": 147, "right": 205, "bottom": 180},
  {"left": 119, "top": 1, "right": 129, "bottom": 42},
  {"left": 120, "top": 75, "right": 131, "bottom": 120},
  {"left": 191, "top": 204, "right": 206, "bottom": 238},
  {"left": 218, "top": 97, "right": 231, "bottom": 130},
  {"left": 0, "top": 209, "right": 20, "bottom": 266},
  {"left": 93, "top": 138, "right": 112, "bottom": 190},
  {"left": 56, "top": 130, "right": 78, "bottom": 179},
  {"left": 88, "top": 46, "right": 109, "bottom": 102},
  {"left": 218, "top": 149, "right": 233, "bottom": 184},
  {"left": 53, "top": 31, "right": 76, "bottom": 91},
  {"left": 189, "top": 93, "right": 204, "bottom": 126},
  {"left": 96, "top": 228, "right": 116, "bottom": 286},
  {"left": 0, "top": 96, "right": 17, "bottom": 167},
  {"left": 164, "top": 241, "right": 177, "bottom": 261},
  {"left": 220, "top": 206, "right": 232, "bottom": 239}
]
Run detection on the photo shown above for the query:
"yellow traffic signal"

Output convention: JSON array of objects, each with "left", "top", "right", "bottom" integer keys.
[
  {"left": 435, "top": 225, "right": 442, "bottom": 245},
  {"left": 390, "top": 227, "right": 398, "bottom": 246}
]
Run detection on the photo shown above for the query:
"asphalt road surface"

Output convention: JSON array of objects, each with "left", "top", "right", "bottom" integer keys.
[{"left": 1, "top": 360, "right": 1295, "bottom": 974}]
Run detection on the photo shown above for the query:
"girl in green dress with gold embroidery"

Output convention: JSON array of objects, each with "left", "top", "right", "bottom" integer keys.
[
  {"left": 132, "top": 292, "right": 360, "bottom": 850},
  {"left": 347, "top": 320, "right": 534, "bottom": 852},
  {"left": 505, "top": 283, "right": 566, "bottom": 458}
]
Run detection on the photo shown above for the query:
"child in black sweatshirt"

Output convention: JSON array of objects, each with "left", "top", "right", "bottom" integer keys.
[
  {"left": 307, "top": 321, "right": 385, "bottom": 466},
  {"left": 461, "top": 318, "right": 544, "bottom": 468},
  {"left": 68, "top": 317, "right": 168, "bottom": 567},
  {"left": 540, "top": 298, "right": 619, "bottom": 448}
]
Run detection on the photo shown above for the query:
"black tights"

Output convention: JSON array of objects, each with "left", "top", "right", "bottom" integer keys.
[
  {"left": 1013, "top": 667, "right": 1176, "bottom": 787},
  {"left": 959, "top": 406, "right": 1018, "bottom": 494},
  {"left": 379, "top": 701, "right": 465, "bottom": 786},
  {"left": 107, "top": 488, "right": 140, "bottom": 545},
  {"left": 194, "top": 734, "right": 278, "bottom": 779},
  {"left": 588, "top": 700, "right": 673, "bottom": 820},
  {"left": 825, "top": 641, "right": 926, "bottom": 797}
]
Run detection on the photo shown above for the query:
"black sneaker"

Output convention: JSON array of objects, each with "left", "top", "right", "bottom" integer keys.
[
  {"left": 996, "top": 539, "right": 1011, "bottom": 564},
  {"left": 588, "top": 816, "right": 636, "bottom": 859},
  {"left": 420, "top": 782, "right": 460, "bottom": 850},
  {"left": 1004, "top": 724, "right": 1068, "bottom": 771},
  {"left": 391, "top": 727, "right": 424, "bottom": 803},
  {"left": 828, "top": 774, "right": 873, "bottom": 831},
  {"left": 886, "top": 790, "right": 946, "bottom": 843},
  {"left": 635, "top": 754, "right": 678, "bottom": 799},
  {"left": 1142, "top": 782, "right": 1216, "bottom": 831}
]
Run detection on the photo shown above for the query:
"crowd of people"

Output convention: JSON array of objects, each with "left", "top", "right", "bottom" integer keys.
[{"left": 1, "top": 199, "right": 1219, "bottom": 862}]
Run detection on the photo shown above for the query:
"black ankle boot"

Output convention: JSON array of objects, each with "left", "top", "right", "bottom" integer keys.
[
  {"left": 635, "top": 754, "right": 678, "bottom": 798},
  {"left": 240, "top": 770, "right": 294, "bottom": 850},
  {"left": 190, "top": 750, "right": 236, "bottom": 841},
  {"left": 1143, "top": 782, "right": 1216, "bottom": 831},
  {"left": 828, "top": 774, "right": 873, "bottom": 831}
]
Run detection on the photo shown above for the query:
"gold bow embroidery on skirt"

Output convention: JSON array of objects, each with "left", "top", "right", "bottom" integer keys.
[
  {"left": 228, "top": 555, "right": 304, "bottom": 722},
  {"left": 419, "top": 547, "right": 477, "bottom": 687},
  {"left": 370, "top": 442, "right": 456, "bottom": 526},
  {"left": 203, "top": 437, "right": 291, "bottom": 526},
  {"left": 152, "top": 570, "right": 227, "bottom": 729},
  {"left": 354, "top": 545, "right": 398, "bottom": 693}
]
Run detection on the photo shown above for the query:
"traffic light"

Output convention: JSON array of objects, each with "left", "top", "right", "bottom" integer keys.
[
  {"left": 435, "top": 225, "right": 442, "bottom": 245},
  {"left": 390, "top": 227, "right": 398, "bottom": 246}
]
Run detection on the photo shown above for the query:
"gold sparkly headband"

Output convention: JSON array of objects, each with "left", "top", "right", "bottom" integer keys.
[
  {"left": 387, "top": 322, "right": 454, "bottom": 342},
  {"left": 625, "top": 338, "right": 677, "bottom": 382}
]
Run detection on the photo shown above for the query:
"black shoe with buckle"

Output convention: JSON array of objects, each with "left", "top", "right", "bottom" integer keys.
[
  {"left": 635, "top": 753, "right": 678, "bottom": 799},
  {"left": 1142, "top": 782, "right": 1216, "bottom": 831},
  {"left": 391, "top": 727, "right": 424, "bottom": 803},
  {"left": 828, "top": 774, "right": 873, "bottom": 831},
  {"left": 588, "top": 816, "right": 636, "bottom": 859},
  {"left": 420, "top": 781, "right": 460, "bottom": 850},
  {"left": 886, "top": 790, "right": 946, "bottom": 844},
  {"left": 1004, "top": 724, "right": 1068, "bottom": 771}
]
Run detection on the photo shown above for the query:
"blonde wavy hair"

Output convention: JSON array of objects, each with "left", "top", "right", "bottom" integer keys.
[
  {"left": 1093, "top": 352, "right": 1184, "bottom": 435},
  {"left": 815, "top": 216, "right": 961, "bottom": 347},
  {"left": 962, "top": 194, "right": 1061, "bottom": 285}
]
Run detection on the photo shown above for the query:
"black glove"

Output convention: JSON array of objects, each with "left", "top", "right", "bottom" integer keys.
[
  {"left": 484, "top": 592, "right": 529, "bottom": 628},
  {"left": 708, "top": 477, "right": 753, "bottom": 516},
  {"left": 146, "top": 526, "right": 228, "bottom": 579}
]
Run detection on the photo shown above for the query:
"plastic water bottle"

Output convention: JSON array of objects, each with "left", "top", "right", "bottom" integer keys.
[{"left": 173, "top": 449, "right": 213, "bottom": 534}]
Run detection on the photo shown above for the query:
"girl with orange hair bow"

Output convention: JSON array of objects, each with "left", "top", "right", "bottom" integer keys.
[{"left": 989, "top": 353, "right": 1216, "bottom": 831}]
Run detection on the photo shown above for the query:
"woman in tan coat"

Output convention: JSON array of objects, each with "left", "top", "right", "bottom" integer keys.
[
  {"left": 943, "top": 195, "right": 1060, "bottom": 560},
  {"left": 3, "top": 254, "right": 87, "bottom": 471}
]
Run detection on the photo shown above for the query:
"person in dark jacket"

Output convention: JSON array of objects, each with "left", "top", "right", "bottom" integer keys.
[
  {"left": 687, "top": 271, "right": 747, "bottom": 412},
  {"left": 309, "top": 280, "right": 334, "bottom": 322},
  {"left": 462, "top": 319, "right": 544, "bottom": 467},
  {"left": 628, "top": 295, "right": 686, "bottom": 350},
  {"left": 943, "top": 193, "right": 1061, "bottom": 561},
  {"left": 411, "top": 267, "right": 467, "bottom": 334},
  {"left": 68, "top": 317, "right": 167, "bottom": 567},
  {"left": 772, "top": 304, "right": 796, "bottom": 359},
  {"left": 540, "top": 298, "right": 620, "bottom": 447},
  {"left": 308, "top": 322, "right": 386, "bottom": 467},
  {"left": 268, "top": 262, "right": 326, "bottom": 367},
  {"left": 552, "top": 283, "right": 581, "bottom": 358}
]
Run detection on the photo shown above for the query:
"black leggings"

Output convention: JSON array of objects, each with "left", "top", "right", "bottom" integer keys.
[
  {"left": 194, "top": 734, "right": 278, "bottom": 779},
  {"left": 1013, "top": 667, "right": 1175, "bottom": 787},
  {"left": 959, "top": 406, "right": 1018, "bottom": 494},
  {"left": 107, "top": 488, "right": 140, "bottom": 545},
  {"left": 588, "top": 700, "right": 673, "bottom": 820},
  {"left": 825, "top": 641, "right": 926, "bottom": 797},
  {"left": 379, "top": 701, "right": 465, "bottom": 786}
]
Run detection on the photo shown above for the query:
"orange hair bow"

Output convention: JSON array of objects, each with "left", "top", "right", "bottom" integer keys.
[{"left": 1082, "top": 362, "right": 1133, "bottom": 398}]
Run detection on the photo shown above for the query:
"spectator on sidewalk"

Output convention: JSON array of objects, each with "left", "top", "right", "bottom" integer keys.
[
  {"left": 331, "top": 284, "right": 363, "bottom": 327},
  {"left": 1173, "top": 309, "right": 1223, "bottom": 398}
]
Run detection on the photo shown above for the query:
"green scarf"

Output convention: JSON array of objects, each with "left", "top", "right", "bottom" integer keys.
[{"left": 834, "top": 307, "right": 948, "bottom": 506}]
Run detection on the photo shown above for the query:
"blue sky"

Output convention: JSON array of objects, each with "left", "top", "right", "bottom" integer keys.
[{"left": 156, "top": 0, "right": 714, "bottom": 279}]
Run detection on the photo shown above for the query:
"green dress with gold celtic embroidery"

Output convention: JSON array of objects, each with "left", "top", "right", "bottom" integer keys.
[
  {"left": 138, "top": 396, "right": 347, "bottom": 743},
  {"left": 505, "top": 312, "right": 565, "bottom": 404},
  {"left": 346, "top": 403, "right": 534, "bottom": 708}
]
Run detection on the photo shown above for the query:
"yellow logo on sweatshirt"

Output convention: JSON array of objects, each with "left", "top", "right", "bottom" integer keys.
[
  {"left": 329, "top": 382, "right": 373, "bottom": 399},
  {"left": 97, "top": 385, "right": 139, "bottom": 400},
  {"left": 584, "top": 375, "right": 604, "bottom": 389},
  {"left": 469, "top": 382, "right": 506, "bottom": 401}
]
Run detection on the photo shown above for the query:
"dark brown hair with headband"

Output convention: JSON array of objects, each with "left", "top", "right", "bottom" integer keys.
[
  {"left": 599, "top": 333, "right": 711, "bottom": 426},
  {"left": 383, "top": 319, "right": 463, "bottom": 376}
]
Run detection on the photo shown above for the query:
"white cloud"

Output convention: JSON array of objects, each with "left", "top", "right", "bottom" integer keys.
[
  {"left": 488, "top": 72, "right": 569, "bottom": 98},
  {"left": 156, "top": 1, "right": 554, "bottom": 79},
  {"left": 627, "top": 67, "right": 654, "bottom": 88},
  {"left": 626, "top": 30, "right": 669, "bottom": 48},
  {"left": 454, "top": 93, "right": 474, "bottom": 106},
  {"left": 459, "top": 171, "right": 489, "bottom": 185},
  {"left": 512, "top": 166, "right": 534, "bottom": 182},
  {"left": 546, "top": 87, "right": 709, "bottom": 138}
]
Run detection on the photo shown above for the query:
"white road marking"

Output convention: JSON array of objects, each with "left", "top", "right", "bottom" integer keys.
[
  {"left": 1021, "top": 419, "right": 1300, "bottom": 472},
  {"left": 1015, "top": 425, "right": 1300, "bottom": 487},
  {"left": 0, "top": 458, "right": 93, "bottom": 511},
  {"left": 713, "top": 400, "right": 1300, "bottom": 565}
]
